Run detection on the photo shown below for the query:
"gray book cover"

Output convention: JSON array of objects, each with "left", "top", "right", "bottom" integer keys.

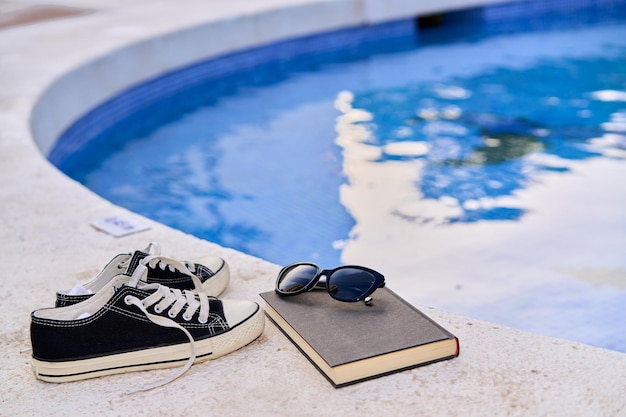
[{"left": 260, "top": 287, "right": 459, "bottom": 386}]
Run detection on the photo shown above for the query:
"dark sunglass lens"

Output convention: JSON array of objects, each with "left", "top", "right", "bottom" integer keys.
[
  {"left": 277, "top": 264, "right": 318, "bottom": 294},
  {"left": 327, "top": 268, "right": 377, "bottom": 301}
]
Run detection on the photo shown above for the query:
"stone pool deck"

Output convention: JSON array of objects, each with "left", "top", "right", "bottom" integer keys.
[{"left": 0, "top": 0, "right": 624, "bottom": 415}]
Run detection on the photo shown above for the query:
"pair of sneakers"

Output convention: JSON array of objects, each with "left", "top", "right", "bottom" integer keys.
[{"left": 30, "top": 243, "right": 265, "bottom": 394}]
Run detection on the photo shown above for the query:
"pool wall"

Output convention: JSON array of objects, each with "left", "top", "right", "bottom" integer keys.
[
  {"left": 40, "top": 0, "right": 626, "bottom": 165},
  {"left": 46, "top": 19, "right": 417, "bottom": 166},
  {"left": 1, "top": 0, "right": 625, "bottom": 416},
  {"left": 33, "top": 0, "right": 520, "bottom": 157}
]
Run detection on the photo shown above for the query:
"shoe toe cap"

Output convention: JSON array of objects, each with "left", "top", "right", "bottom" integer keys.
[
  {"left": 193, "top": 256, "right": 226, "bottom": 274},
  {"left": 221, "top": 299, "right": 259, "bottom": 326}
]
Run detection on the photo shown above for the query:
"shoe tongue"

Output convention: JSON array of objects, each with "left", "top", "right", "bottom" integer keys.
[
  {"left": 125, "top": 250, "right": 150, "bottom": 276},
  {"left": 126, "top": 258, "right": 151, "bottom": 288}
]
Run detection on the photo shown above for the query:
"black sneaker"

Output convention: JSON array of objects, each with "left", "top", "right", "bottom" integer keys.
[
  {"left": 55, "top": 243, "right": 229, "bottom": 307},
  {"left": 31, "top": 264, "right": 264, "bottom": 393}
]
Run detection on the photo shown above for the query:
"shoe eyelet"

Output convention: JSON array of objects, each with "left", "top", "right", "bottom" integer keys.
[
  {"left": 183, "top": 313, "right": 193, "bottom": 321},
  {"left": 124, "top": 296, "right": 132, "bottom": 305},
  {"left": 153, "top": 305, "right": 162, "bottom": 314},
  {"left": 198, "top": 318, "right": 208, "bottom": 324},
  {"left": 168, "top": 310, "right": 177, "bottom": 318}
]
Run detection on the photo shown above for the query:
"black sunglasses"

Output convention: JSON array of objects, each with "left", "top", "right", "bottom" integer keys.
[{"left": 275, "top": 262, "right": 385, "bottom": 305}]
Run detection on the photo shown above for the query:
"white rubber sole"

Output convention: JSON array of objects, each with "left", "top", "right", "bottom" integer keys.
[{"left": 32, "top": 304, "right": 264, "bottom": 383}]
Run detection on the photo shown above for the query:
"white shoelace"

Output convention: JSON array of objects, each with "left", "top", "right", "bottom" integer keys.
[
  {"left": 140, "top": 242, "right": 198, "bottom": 275},
  {"left": 144, "top": 256, "right": 204, "bottom": 292},
  {"left": 116, "top": 242, "right": 162, "bottom": 271},
  {"left": 115, "top": 242, "right": 196, "bottom": 275},
  {"left": 123, "top": 263, "right": 211, "bottom": 395},
  {"left": 116, "top": 246, "right": 203, "bottom": 293}
]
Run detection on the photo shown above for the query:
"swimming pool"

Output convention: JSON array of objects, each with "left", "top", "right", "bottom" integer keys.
[{"left": 53, "top": 0, "right": 626, "bottom": 352}]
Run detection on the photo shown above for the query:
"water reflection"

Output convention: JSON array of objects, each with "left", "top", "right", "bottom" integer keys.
[{"left": 340, "top": 56, "right": 625, "bottom": 225}]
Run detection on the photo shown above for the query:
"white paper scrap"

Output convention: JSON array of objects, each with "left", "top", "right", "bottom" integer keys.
[{"left": 91, "top": 215, "right": 150, "bottom": 237}]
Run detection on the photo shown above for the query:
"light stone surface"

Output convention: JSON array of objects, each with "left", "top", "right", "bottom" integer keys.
[{"left": 0, "top": 1, "right": 624, "bottom": 416}]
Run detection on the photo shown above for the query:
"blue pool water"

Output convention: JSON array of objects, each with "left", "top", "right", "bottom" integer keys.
[{"left": 56, "top": 1, "right": 626, "bottom": 352}]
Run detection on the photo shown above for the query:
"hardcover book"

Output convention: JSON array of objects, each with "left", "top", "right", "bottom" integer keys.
[{"left": 259, "top": 287, "right": 459, "bottom": 387}]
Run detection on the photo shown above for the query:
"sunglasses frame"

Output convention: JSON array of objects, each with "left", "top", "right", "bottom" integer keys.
[{"left": 275, "top": 262, "right": 385, "bottom": 303}]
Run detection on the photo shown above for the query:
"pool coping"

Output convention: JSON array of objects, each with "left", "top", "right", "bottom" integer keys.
[{"left": 1, "top": 0, "right": 624, "bottom": 416}]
